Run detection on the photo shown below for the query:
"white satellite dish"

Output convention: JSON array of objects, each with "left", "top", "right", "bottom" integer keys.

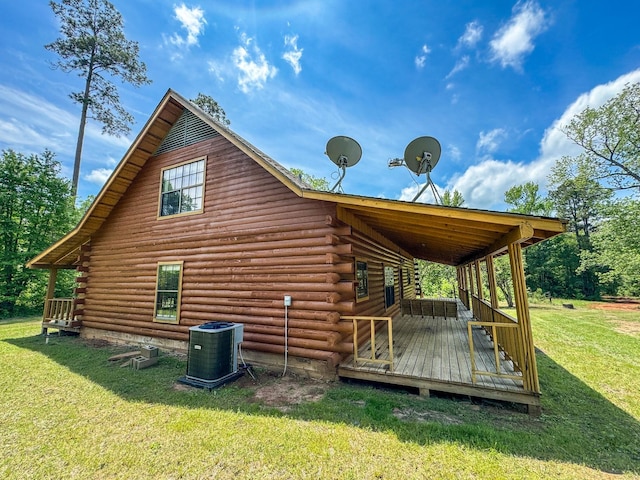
[
  {"left": 325, "top": 136, "right": 362, "bottom": 192},
  {"left": 389, "top": 136, "right": 443, "bottom": 203}
]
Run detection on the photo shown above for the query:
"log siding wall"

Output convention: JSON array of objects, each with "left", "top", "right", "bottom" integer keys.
[{"left": 82, "top": 135, "right": 415, "bottom": 371}]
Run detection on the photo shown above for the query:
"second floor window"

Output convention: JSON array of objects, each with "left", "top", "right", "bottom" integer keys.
[{"left": 159, "top": 158, "right": 205, "bottom": 217}]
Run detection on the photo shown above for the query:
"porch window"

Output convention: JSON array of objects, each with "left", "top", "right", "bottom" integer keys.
[
  {"left": 154, "top": 262, "right": 183, "bottom": 323},
  {"left": 159, "top": 158, "right": 206, "bottom": 217},
  {"left": 384, "top": 265, "right": 395, "bottom": 308},
  {"left": 355, "top": 260, "right": 369, "bottom": 301}
]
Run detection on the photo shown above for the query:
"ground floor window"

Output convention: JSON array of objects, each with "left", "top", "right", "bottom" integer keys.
[{"left": 154, "top": 262, "right": 183, "bottom": 323}]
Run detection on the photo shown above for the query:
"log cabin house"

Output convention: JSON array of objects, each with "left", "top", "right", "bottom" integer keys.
[{"left": 28, "top": 89, "right": 566, "bottom": 412}]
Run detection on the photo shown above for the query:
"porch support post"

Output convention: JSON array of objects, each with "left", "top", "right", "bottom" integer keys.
[
  {"left": 474, "top": 260, "right": 483, "bottom": 301},
  {"left": 485, "top": 255, "right": 499, "bottom": 310},
  {"left": 508, "top": 242, "right": 540, "bottom": 394},
  {"left": 42, "top": 268, "right": 58, "bottom": 332}
]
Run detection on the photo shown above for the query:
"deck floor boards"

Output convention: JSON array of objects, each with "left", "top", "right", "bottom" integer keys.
[{"left": 340, "top": 300, "right": 528, "bottom": 399}]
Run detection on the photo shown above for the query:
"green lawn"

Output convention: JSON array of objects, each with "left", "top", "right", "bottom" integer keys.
[{"left": 1, "top": 304, "right": 639, "bottom": 479}]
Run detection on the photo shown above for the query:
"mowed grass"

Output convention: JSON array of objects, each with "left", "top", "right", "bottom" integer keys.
[{"left": 1, "top": 303, "right": 639, "bottom": 480}]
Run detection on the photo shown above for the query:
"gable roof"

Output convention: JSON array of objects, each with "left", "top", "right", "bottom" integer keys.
[{"left": 28, "top": 89, "right": 565, "bottom": 269}]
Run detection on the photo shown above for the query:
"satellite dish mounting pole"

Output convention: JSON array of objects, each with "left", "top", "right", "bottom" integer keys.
[
  {"left": 411, "top": 151, "right": 441, "bottom": 203},
  {"left": 329, "top": 156, "right": 348, "bottom": 192}
]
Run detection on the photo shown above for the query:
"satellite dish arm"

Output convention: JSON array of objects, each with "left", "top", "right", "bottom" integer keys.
[
  {"left": 330, "top": 165, "right": 347, "bottom": 192},
  {"left": 412, "top": 180, "right": 431, "bottom": 202}
]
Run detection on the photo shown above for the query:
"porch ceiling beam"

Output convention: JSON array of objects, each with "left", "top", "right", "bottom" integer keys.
[{"left": 460, "top": 222, "right": 534, "bottom": 265}]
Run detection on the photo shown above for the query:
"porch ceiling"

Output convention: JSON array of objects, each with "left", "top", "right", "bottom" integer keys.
[{"left": 302, "top": 191, "right": 566, "bottom": 266}]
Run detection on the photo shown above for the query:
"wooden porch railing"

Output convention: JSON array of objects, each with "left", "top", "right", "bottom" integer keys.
[
  {"left": 458, "top": 287, "right": 470, "bottom": 309},
  {"left": 469, "top": 295, "right": 535, "bottom": 391},
  {"left": 400, "top": 298, "right": 457, "bottom": 318},
  {"left": 43, "top": 298, "right": 75, "bottom": 325},
  {"left": 342, "top": 316, "right": 394, "bottom": 371}
]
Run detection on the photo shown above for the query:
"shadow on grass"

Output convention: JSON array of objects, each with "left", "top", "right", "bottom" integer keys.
[{"left": 5, "top": 332, "right": 640, "bottom": 475}]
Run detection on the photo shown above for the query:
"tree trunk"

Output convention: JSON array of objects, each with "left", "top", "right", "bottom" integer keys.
[{"left": 71, "top": 63, "right": 94, "bottom": 198}]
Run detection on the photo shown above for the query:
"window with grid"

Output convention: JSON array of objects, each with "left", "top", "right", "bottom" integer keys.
[
  {"left": 355, "top": 260, "right": 369, "bottom": 302},
  {"left": 159, "top": 158, "right": 205, "bottom": 217},
  {"left": 154, "top": 262, "right": 183, "bottom": 323}
]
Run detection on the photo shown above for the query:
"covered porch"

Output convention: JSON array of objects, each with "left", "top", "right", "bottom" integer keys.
[{"left": 339, "top": 298, "right": 539, "bottom": 412}]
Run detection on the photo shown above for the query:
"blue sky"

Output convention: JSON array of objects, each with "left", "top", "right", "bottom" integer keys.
[{"left": 1, "top": 0, "right": 639, "bottom": 210}]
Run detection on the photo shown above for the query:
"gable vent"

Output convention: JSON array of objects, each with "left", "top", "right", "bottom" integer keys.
[{"left": 154, "top": 109, "right": 220, "bottom": 155}]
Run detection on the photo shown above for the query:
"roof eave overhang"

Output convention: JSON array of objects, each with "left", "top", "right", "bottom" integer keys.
[{"left": 300, "top": 189, "right": 567, "bottom": 266}]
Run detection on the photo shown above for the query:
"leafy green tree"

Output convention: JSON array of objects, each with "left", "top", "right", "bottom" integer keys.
[
  {"left": 523, "top": 234, "right": 583, "bottom": 298},
  {"left": 491, "top": 256, "right": 514, "bottom": 307},
  {"left": 290, "top": 168, "right": 330, "bottom": 191},
  {"left": 46, "top": 0, "right": 152, "bottom": 196},
  {"left": 580, "top": 199, "right": 640, "bottom": 296},
  {"left": 500, "top": 182, "right": 551, "bottom": 306},
  {"left": 417, "top": 261, "right": 457, "bottom": 298},
  {"left": 562, "top": 82, "right": 640, "bottom": 192},
  {"left": 549, "top": 155, "right": 612, "bottom": 250},
  {"left": 190, "top": 93, "right": 231, "bottom": 126},
  {"left": 0, "top": 150, "right": 77, "bottom": 317},
  {"left": 504, "top": 181, "right": 552, "bottom": 216},
  {"left": 545, "top": 156, "right": 611, "bottom": 298},
  {"left": 441, "top": 189, "right": 465, "bottom": 207}
]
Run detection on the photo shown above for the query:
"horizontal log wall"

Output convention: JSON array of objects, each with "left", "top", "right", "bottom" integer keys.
[{"left": 84, "top": 135, "right": 356, "bottom": 368}]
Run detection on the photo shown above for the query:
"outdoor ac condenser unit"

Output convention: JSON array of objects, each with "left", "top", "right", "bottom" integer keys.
[{"left": 183, "top": 321, "right": 244, "bottom": 389}]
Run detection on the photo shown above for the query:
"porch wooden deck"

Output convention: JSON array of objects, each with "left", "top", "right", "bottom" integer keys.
[{"left": 338, "top": 301, "right": 540, "bottom": 410}]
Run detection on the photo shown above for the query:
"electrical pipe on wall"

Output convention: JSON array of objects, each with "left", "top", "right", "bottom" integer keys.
[{"left": 282, "top": 295, "right": 291, "bottom": 376}]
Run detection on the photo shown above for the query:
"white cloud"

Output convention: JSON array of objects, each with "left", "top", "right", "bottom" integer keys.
[
  {"left": 443, "top": 68, "right": 640, "bottom": 210},
  {"left": 0, "top": 85, "right": 130, "bottom": 155},
  {"left": 85, "top": 168, "right": 113, "bottom": 185},
  {"left": 207, "top": 60, "right": 228, "bottom": 83},
  {"left": 458, "top": 20, "right": 483, "bottom": 49},
  {"left": 447, "top": 158, "right": 542, "bottom": 209},
  {"left": 282, "top": 34, "right": 303, "bottom": 75},
  {"left": 169, "top": 4, "right": 206, "bottom": 48},
  {"left": 398, "top": 180, "right": 446, "bottom": 204},
  {"left": 447, "top": 144, "right": 462, "bottom": 162},
  {"left": 232, "top": 33, "right": 278, "bottom": 93},
  {"left": 476, "top": 128, "right": 507, "bottom": 154},
  {"left": 446, "top": 55, "right": 470, "bottom": 78},
  {"left": 415, "top": 44, "right": 431, "bottom": 69},
  {"left": 489, "top": 1, "right": 548, "bottom": 71}
]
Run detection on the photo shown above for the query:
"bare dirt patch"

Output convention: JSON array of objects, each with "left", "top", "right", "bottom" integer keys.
[
  {"left": 170, "top": 370, "right": 331, "bottom": 408},
  {"left": 588, "top": 298, "right": 640, "bottom": 336},
  {"left": 250, "top": 373, "right": 329, "bottom": 412},
  {"left": 590, "top": 298, "right": 640, "bottom": 311}
]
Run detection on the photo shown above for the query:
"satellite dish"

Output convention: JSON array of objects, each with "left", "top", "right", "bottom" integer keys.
[
  {"left": 325, "top": 136, "right": 362, "bottom": 192},
  {"left": 403, "top": 136, "right": 441, "bottom": 175},
  {"left": 389, "top": 136, "right": 443, "bottom": 203}
]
